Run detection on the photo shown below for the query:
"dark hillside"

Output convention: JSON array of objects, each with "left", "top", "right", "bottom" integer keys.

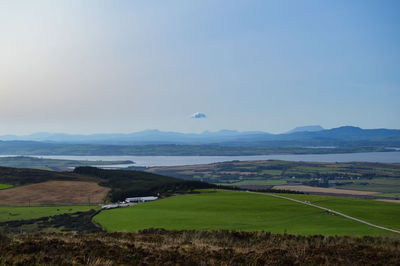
[
  {"left": 0, "top": 166, "right": 96, "bottom": 186},
  {"left": 73, "top": 167, "right": 218, "bottom": 201}
]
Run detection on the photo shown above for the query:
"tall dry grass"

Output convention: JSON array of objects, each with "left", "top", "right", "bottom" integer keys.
[{"left": 1, "top": 229, "right": 399, "bottom": 265}]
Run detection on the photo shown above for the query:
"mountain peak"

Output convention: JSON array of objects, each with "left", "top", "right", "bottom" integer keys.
[{"left": 286, "top": 125, "right": 324, "bottom": 134}]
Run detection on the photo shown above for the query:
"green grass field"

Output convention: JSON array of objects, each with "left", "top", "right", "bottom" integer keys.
[
  {"left": 339, "top": 178, "right": 400, "bottom": 193},
  {"left": 377, "top": 193, "right": 400, "bottom": 198},
  {"left": 279, "top": 193, "right": 400, "bottom": 231},
  {"left": 0, "top": 184, "right": 13, "bottom": 190},
  {"left": 0, "top": 205, "right": 99, "bottom": 222},
  {"left": 94, "top": 190, "right": 395, "bottom": 236}
]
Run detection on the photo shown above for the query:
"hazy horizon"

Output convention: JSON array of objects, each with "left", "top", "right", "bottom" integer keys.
[
  {"left": 1, "top": 1, "right": 399, "bottom": 135},
  {"left": 1, "top": 124, "right": 400, "bottom": 137}
]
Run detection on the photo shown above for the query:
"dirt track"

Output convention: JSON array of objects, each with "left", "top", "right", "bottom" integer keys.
[
  {"left": 0, "top": 181, "right": 110, "bottom": 205},
  {"left": 273, "top": 185, "right": 378, "bottom": 196}
]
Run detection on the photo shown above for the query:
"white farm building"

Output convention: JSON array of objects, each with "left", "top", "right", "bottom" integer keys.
[
  {"left": 101, "top": 204, "right": 119, "bottom": 210},
  {"left": 125, "top": 196, "right": 158, "bottom": 203}
]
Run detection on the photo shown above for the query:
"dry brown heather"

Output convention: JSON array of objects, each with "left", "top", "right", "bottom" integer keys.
[
  {"left": 273, "top": 185, "right": 379, "bottom": 196},
  {"left": 1, "top": 230, "right": 400, "bottom": 265},
  {"left": 0, "top": 181, "right": 110, "bottom": 205}
]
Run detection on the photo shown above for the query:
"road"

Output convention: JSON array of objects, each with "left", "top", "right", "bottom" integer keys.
[{"left": 248, "top": 191, "right": 400, "bottom": 235}]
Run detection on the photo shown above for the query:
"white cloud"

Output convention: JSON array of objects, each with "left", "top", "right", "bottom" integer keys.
[{"left": 191, "top": 112, "right": 206, "bottom": 119}]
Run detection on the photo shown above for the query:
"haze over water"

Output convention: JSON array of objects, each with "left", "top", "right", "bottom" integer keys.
[{"left": 12, "top": 151, "right": 400, "bottom": 167}]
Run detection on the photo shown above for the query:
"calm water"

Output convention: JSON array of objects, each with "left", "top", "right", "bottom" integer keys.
[{"left": 9, "top": 151, "right": 400, "bottom": 167}]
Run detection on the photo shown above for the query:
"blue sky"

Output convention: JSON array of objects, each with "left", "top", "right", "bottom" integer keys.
[{"left": 0, "top": 0, "right": 399, "bottom": 134}]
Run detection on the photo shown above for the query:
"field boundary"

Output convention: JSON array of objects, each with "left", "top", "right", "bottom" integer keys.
[{"left": 247, "top": 191, "right": 400, "bottom": 235}]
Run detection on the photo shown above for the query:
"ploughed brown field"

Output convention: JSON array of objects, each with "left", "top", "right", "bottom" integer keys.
[
  {"left": 0, "top": 181, "right": 110, "bottom": 205},
  {"left": 273, "top": 185, "right": 378, "bottom": 196}
]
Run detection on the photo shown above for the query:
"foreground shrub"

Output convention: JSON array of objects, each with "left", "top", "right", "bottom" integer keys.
[{"left": 1, "top": 230, "right": 400, "bottom": 265}]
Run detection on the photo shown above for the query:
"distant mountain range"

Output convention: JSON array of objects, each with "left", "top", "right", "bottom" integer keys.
[
  {"left": 0, "top": 129, "right": 269, "bottom": 145},
  {"left": 0, "top": 126, "right": 399, "bottom": 147},
  {"left": 286, "top": 125, "right": 324, "bottom": 134}
]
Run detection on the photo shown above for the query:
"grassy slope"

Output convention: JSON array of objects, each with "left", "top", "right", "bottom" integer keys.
[
  {"left": 94, "top": 190, "right": 391, "bottom": 236},
  {"left": 0, "top": 184, "right": 13, "bottom": 190},
  {"left": 0, "top": 205, "right": 99, "bottom": 222},
  {"left": 279, "top": 193, "right": 400, "bottom": 231}
]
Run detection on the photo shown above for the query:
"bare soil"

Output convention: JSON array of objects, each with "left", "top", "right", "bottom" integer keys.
[
  {"left": 0, "top": 181, "right": 110, "bottom": 205},
  {"left": 273, "top": 185, "right": 378, "bottom": 195}
]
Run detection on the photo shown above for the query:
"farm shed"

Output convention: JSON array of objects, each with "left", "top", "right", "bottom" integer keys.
[
  {"left": 101, "top": 204, "right": 119, "bottom": 210},
  {"left": 125, "top": 196, "right": 158, "bottom": 203}
]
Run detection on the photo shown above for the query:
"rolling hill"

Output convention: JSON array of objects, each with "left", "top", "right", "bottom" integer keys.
[
  {"left": 0, "top": 166, "right": 217, "bottom": 204},
  {"left": 94, "top": 190, "right": 400, "bottom": 236}
]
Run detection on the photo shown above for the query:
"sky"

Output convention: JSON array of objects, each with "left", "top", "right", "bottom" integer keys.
[{"left": 0, "top": 0, "right": 399, "bottom": 135}]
